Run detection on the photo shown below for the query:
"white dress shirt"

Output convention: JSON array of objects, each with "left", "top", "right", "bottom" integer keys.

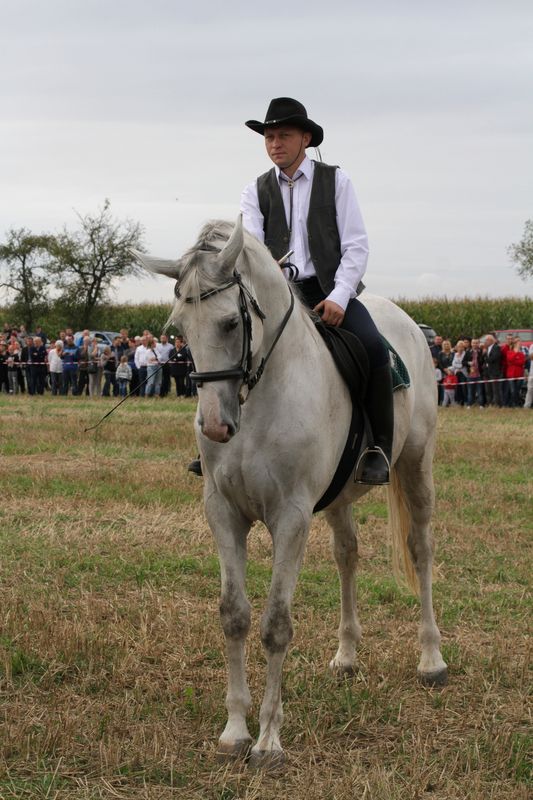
[
  {"left": 240, "top": 156, "right": 369, "bottom": 310},
  {"left": 134, "top": 344, "right": 148, "bottom": 369},
  {"left": 156, "top": 342, "right": 174, "bottom": 363}
]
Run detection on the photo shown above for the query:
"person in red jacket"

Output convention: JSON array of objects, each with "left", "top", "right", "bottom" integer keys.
[
  {"left": 442, "top": 368, "right": 459, "bottom": 407},
  {"left": 500, "top": 332, "right": 515, "bottom": 406},
  {"left": 505, "top": 338, "right": 526, "bottom": 407}
]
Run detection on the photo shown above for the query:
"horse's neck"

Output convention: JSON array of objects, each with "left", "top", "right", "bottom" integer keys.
[
  {"left": 251, "top": 269, "right": 341, "bottom": 401},
  {"left": 241, "top": 248, "right": 339, "bottom": 394},
  {"left": 239, "top": 267, "right": 350, "bottom": 484},
  {"left": 251, "top": 268, "right": 316, "bottom": 355}
]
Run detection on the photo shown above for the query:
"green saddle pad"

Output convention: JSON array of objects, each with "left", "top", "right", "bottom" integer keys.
[{"left": 380, "top": 335, "right": 411, "bottom": 391}]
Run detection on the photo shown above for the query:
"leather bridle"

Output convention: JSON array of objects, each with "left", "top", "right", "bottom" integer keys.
[{"left": 175, "top": 269, "right": 294, "bottom": 403}]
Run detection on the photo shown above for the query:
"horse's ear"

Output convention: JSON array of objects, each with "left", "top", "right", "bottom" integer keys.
[
  {"left": 216, "top": 216, "right": 244, "bottom": 274},
  {"left": 130, "top": 249, "right": 182, "bottom": 279}
]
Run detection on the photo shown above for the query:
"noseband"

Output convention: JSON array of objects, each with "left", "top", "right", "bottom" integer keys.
[{"left": 175, "top": 269, "right": 294, "bottom": 402}]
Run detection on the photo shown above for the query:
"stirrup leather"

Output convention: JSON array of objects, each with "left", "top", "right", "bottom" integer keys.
[{"left": 354, "top": 445, "right": 391, "bottom": 485}]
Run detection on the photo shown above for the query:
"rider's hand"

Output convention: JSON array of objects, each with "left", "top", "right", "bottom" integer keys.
[{"left": 314, "top": 299, "right": 345, "bottom": 327}]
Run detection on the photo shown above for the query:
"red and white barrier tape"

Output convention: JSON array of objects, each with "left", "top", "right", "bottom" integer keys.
[
  {"left": 1, "top": 360, "right": 195, "bottom": 368},
  {"left": 440, "top": 376, "right": 529, "bottom": 385}
]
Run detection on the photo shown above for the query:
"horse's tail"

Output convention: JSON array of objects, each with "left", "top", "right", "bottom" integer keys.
[{"left": 387, "top": 467, "right": 420, "bottom": 596}]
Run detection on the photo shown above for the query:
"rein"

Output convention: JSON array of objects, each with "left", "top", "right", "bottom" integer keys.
[
  {"left": 176, "top": 269, "right": 294, "bottom": 403},
  {"left": 84, "top": 350, "right": 176, "bottom": 433}
]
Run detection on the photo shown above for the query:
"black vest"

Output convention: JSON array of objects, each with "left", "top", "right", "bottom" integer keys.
[{"left": 257, "top": 161, "right": 344, "bottom": 295}]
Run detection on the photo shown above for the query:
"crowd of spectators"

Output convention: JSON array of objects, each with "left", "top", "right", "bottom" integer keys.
[
  {"left": 1, "top": 321, "right": 532, "bottom": 409},
  {"left": 0, "top": 324, "right": 197, "bottom": 399},
  {"left": 430, "top": 333, "right": 533, "bottom": 409}
]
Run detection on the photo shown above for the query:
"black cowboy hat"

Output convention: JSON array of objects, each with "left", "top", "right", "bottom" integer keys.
[{"left": 245, "top": 97, "right": 323, "bottom": 148}]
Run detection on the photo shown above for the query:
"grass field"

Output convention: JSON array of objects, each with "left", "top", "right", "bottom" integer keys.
[{"left": 0, "top": 396, "right": 531, "bottom": 800}]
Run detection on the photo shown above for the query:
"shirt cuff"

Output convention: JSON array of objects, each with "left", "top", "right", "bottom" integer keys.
[{"left": 326, "top": 284, "right": 352, "bottom": 311}]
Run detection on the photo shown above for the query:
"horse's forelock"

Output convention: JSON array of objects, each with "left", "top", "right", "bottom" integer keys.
[
  {"left": 191, "top": 220, "right": 234, "bottom": 256},
  {"left": 170, "top": 221, "right": 236, "bottom": 318},
  {"left": 170, "top": 219, "right": 280, "bottom": 323}
]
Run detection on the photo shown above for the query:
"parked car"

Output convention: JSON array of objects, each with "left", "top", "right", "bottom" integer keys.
[
  {"left": 417, "top": 324, "right": 437, "bottom": 346},
  {"left": 73, "top": 330, "right": 121, "bottom": 353}
]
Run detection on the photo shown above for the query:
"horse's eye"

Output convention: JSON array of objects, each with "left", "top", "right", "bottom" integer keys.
[{"left": 223, "top": 318, "right": 239, "bottom": 333}]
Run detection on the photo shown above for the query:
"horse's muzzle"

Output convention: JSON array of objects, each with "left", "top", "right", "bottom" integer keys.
[
  {"left": 202, "top": 423, "right": 229, "bottom": 443},
  {"left": 197, "top": 384, "right": 240, "bottom": 443},
  {"left": 198, "top": 415, "right": 238, "bottom": 443}
]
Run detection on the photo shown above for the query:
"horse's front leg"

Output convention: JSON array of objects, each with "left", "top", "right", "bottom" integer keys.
[
  {"left": 205, "top": 494, "right": 253, "bottom": 758},
  {"left": 250, "top": 509, "right": 311, "bottom": 769}
]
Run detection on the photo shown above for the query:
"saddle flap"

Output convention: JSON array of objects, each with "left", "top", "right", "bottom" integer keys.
[{"left": 314, "top": 320, "right": 370, "bottom": 399}]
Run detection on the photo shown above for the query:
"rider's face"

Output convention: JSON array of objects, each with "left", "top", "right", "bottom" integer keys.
[{"left": 264, "top": 125, "right": 311, "bottom": 174}]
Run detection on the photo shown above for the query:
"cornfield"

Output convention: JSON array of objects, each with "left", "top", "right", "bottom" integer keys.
[
  {"left": 1, "top": 296, "right": 531, "bottom": 341},
  {"left": 395, "top": 296, "right": 532, "bottom": 342}
]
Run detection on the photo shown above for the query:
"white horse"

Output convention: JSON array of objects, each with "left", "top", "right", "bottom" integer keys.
[{"left": 134, "top": 218, "right": 447, "bottom": 768}]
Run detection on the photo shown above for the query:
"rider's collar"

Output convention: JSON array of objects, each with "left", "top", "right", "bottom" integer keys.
[{"left": 275, "top": 155, "right": 313, "bottom": 183}]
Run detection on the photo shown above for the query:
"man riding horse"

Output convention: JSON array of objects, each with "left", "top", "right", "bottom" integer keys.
[{"left": 189, "top": 97, "right": 393, "bottom": 484}]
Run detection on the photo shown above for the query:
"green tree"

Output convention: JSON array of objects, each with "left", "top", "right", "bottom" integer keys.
[
  {"left": 0, "top": 228, "right": 54, "bottom": 329},
  {"left": 508, "top": 219, "right": 533, "bottom": 280},
  {"left": 49, "top": 199, "right": 146, "bottom": 327}
]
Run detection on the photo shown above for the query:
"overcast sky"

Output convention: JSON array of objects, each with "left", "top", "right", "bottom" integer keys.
[{"left": 1, "top": 0, "right": 532, "bottom": 305}]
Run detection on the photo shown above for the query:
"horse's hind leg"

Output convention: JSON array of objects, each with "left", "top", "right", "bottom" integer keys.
[
  {"left": 393, "top": 448, "right": 448, "bottom": 686},
  {"left": 325, "top": 503, "right": 361, "bottom": 676},
  {"left": 205, "top": 497, "right": 253, "bottom": 758}
]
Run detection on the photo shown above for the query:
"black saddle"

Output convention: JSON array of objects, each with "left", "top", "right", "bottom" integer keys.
[{"left": 312, "top": 320, "right": 410, "bottom": 513}]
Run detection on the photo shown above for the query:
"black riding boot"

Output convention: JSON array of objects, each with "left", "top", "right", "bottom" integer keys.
[
  {"left": 188, "top": 457, "right": 203, "bottom": 477},
  {"left": 355, "top": 364, "right": 394, "bottom": 485}
]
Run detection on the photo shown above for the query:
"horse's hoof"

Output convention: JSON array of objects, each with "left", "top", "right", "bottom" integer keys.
[
  {"left": 216, "top": 738, "right": 253, "bottom": 761},
  {"left": 418, "top": 667, "right": 448, "bottom": 688},
  {"left": 248, "top": 749, "right": 286, "bottom": 772},
  {"left": 329, "top": 660, "right": 358, "bottom": 679}
]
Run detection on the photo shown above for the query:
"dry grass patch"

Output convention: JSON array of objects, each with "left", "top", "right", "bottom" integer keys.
[{"left": 0, "top": 397, "right": 531, "bottom": 799}]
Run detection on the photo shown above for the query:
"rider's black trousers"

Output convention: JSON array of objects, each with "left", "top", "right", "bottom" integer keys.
[{"left": 295, "top": 277, "right": 388, "bottom": 369}]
